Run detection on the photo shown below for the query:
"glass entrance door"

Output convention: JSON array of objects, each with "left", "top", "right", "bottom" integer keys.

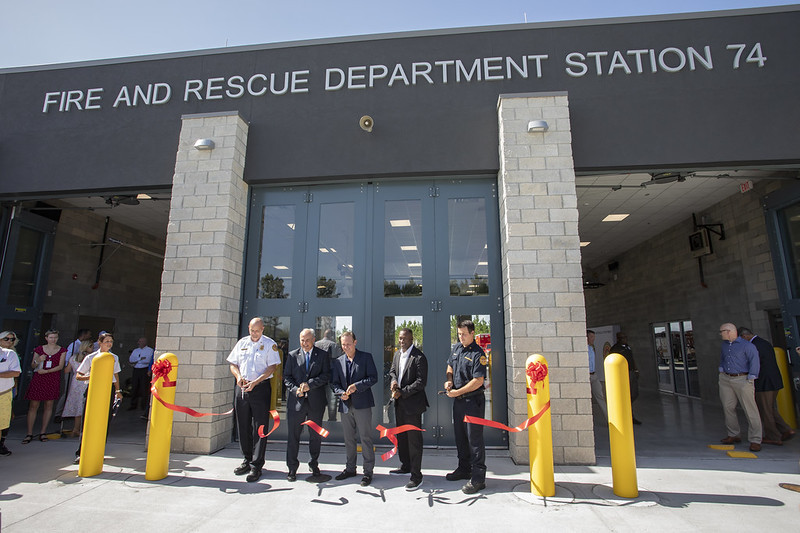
[
  {"left": 244, "top": 179, "right": 506, "bottom": 448},
  {"left": 0, "top": 208, "right": 57, "bottom": 413},
  {"left": 651, "top": 320, "right": 700, "bottom": 397}
]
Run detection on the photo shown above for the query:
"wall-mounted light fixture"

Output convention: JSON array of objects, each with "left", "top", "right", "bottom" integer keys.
[
  {"left": 527, "top": 120, "right": 549, "bottom": 133},
  {"left": 193, "top": 138, "right": 215, "bottom": 150}
]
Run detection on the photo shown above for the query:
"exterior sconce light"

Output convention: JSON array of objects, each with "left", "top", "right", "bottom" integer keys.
[
  {"left": 193, "top": 138, "right": 215, "bottom": 150},
  {"left": 527, "top": 120, "right": 549, "bottom": 133}
]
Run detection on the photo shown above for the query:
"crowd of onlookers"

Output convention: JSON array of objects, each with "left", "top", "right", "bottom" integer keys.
[{"left": 0, "top": 328, "right": 154, "bottom": 458}]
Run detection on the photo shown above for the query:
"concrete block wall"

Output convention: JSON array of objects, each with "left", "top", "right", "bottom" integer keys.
[
  {"left": 44, "top": 207, "right": 164, "bottom": 377},
  {"left": 497, "top": 92, "right": 593, "bottom": 465},
  {"left": 155, "top": 111, "right": 249, "bottom": 454},
  {"left": 584, "top": 179, "right": 783, "bottom": 403}
]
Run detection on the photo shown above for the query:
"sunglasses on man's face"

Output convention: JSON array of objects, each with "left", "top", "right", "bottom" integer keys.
[{"left": 1, "top": 337, "right": 15, "bottom": 342}]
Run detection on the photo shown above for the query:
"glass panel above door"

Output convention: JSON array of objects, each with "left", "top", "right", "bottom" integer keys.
[
  {"left": 384, "top": 200, "right": 423, "bottom": 298},
  {"left": 448, "top": 198, "right": 489, "bottom": 296},
  {"left": 317, "top": 202, "right": 355, "bottom": 299},
  {"left": 257, "top": 205, "right": 295, "bottom": 299}
]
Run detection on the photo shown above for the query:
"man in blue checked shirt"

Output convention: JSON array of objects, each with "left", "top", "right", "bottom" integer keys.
[{"left": 718, "top": 322, "right": 762, "bottom": 452}]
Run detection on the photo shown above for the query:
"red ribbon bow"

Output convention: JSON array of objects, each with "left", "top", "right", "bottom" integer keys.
[
  {"left": 526, "top": 361, "right": 548, "bottom": 394},
  {"left": 151, "top": 359, "right": 176, "bottom": 387}
]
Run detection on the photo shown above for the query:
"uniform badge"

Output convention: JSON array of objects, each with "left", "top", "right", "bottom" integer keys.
[
  {"left": 259, "top": 344, "right": 264, "bottom": 351},
  {"left": 271, "top": 344, "right": 278, "bottom": 351},
  {"left": 479, "top": 355, "right": 488, "bottom": 366}
]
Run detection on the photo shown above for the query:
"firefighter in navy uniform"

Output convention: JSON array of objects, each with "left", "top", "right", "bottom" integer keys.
[{"left": 444, "top": 318, "right": 488, "bottom": 494}]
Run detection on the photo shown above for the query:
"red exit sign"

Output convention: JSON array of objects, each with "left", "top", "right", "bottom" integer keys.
[{"left": 740, "top": 180, "right": 754, "bottom": 193}]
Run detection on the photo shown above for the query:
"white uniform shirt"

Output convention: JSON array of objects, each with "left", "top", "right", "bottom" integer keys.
[
  {"left": 77, "top": 350, "right": 122, "bottom": 383},
  {"left": 129, "top": 346, "right": 155, "bottom": 369},
  {"left": 0, "top": 347, "right": 21, "bottom": 393},
  {"left": 226, "top": 335, "right": 280, "bottom": 382}
]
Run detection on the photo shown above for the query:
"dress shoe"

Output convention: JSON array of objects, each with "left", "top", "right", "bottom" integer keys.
[
  {"left": 462, "top": 481, "right": 486, "bottom": 494},
  {"left": 360, "top": 475, "right": 372, "bottom": 487},
  {"left": 445, "top": 470, "right": 471, "bottom": 481},
  {"left": 311, "top": 467, "right": 321, "bottom": 477},
  {"left": 287, "top": 472, "right": 297, "bottom": 482},
  {"left": 246, "top": 467, "right": 262, "bottom": 482},
  {"left": 335, "top": 470, "right": 357, "bottom": 481},
  {"left": 749, "top": 442, "right": 762, "bottom": 452},
  {"left": 762, "top": 439, "right": 783, "bottom": 446},
  {"left": 720, "top": 436, "right": 741, "bottom": 444},
  {"left": 390, "top": 467, "right": 411, "bottom": 475},
  {"left": 781, "top": 430, "right": 796, "bottom": 441},
  {"left": 405, "top": 478, "right": 422, "bottom": 491},
  {"left": 234, "top": 461, "right": 251, "bottom": 475}
]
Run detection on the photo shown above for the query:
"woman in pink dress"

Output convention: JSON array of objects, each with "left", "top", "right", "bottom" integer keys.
[{"left": 22, "top": 330, "right": 66, "bottom": 443}]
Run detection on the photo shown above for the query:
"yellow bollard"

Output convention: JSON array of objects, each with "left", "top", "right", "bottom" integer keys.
[
  {"left": 78, "top": 352, "right": 115, "bottom": 477},
  {"left": 527, "top": 354, "right": 555, "bottom": 496},
  {"left": 605, "top": 352, "right": 638, "bottom": 498},
  {"left": 145, "top": 353, "right": 179, "bottom": 480},
  {"left": 774, "top": 348, "right": 798, "bottom": 429}
]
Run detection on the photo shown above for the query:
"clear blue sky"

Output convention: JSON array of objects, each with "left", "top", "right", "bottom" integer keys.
[{"left": 0, "top": 1, "right": 792, "bottom": 68}]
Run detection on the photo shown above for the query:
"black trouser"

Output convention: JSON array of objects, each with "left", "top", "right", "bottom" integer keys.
[
  {"left": 286, "top": 399, "right": 325, "bottom": 473},
  {"left": 235, "top": 380, "right": 271, "bottom": 469},
  {"left": 452, "top": 394, "right": 486, "bottom": 484},
  {"left": 130, "top": 367, "right": 150, "bottom": 408},
  {"left": 395, "top": 406, "right": 423, "bottom": 482}
]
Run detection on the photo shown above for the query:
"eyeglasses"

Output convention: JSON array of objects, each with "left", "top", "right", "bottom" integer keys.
[{"left": 1, "top": 337, "right": 15, "bottom": 342}]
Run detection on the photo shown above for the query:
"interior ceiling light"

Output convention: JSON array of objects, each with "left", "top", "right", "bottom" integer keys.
[
  {"left": 580, "top": 241, "right": 591, "bottom": 247},
  {"left": 390, "top": 219, "right": 411, "bottom": 227},
  {"left": 602, "top": 214, "right": 629, "bottom": 222},
  {"left": 400, "top": 245, "right": 417, "bottom": 251},
  {"left": 273, "top": 265, "right": 289, "bottom": 270}
]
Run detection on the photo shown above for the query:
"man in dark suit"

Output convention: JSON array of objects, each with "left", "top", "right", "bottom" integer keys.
[
  {"left": 284, "top": 328, "right": 331, "bottom": 481},
  {"left": 739, "top": 327, "right": 794, "bottom": 444},
  {"left": 388, "top": 328, "right": 428, "bottom": 490},
  {"left": 330, "top": 331, "right": 378, "bottom": 487}
]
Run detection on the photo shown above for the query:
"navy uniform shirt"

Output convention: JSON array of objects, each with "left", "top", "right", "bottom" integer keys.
[{"left": 448, "top": 341, "right": 488, "bottom": 393}]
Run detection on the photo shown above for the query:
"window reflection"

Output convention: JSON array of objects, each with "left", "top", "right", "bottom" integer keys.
[
  {"left": 258, "top": 205, "right": 295, "bottom": 299},
  {"left": 7, "top": 227, "right": 42, "bottom": 307},
  {"left": 317, "top": 202, "right": 355, "bottom": 298},
  {"left": 315, "top": 315, "right": 352, "bottom": 422},
  {"left": 382, "top": 315, "right": 423, "bottom": 424},
  {"left": 448, "top": 198, "right": 489, "bottom": 296},
  {"left": 450, "top": 314, "right": 494, "bottom": 419},
  {"left": 384, "top": 200, "right": 423, "bottom": 297},
  {"left": 258, "top": 316, "right": 290, "bottom": 412}
]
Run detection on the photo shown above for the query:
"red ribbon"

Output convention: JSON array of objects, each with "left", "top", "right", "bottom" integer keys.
[
  {"left": 257, "top": 410, "right": 281, "bottom": 438},
  {"left": 463, "top": 401, "right": 551, "bottom": 432},
  {"left": 526, "top": 361, "right": 548, "bottom": 395},
  {"left": 149, "top": 360, "right": 234, "bottom": 417},
  {"left": 376, "top": 424, "right": 425, "bottom": 461},
  {"left": 301, "top": 420, "right": 330, "bottom": 438}
]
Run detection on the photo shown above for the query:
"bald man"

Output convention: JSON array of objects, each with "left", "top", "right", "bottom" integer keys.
[
  {"left": 718, "top": 322, "right": 762, "bottom": 452},
  {"left": 228, "top": 317, "right": 281, "bottom": 482}
]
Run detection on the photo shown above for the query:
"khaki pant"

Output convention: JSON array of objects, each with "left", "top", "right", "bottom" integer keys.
[{"left": 719, "top": 373, "right": 762, "bottom": 444}]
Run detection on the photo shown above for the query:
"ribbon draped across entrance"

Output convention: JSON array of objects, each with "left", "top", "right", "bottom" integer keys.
[{"left": 376, "top": 424, "right": 425, "bottom": 461}]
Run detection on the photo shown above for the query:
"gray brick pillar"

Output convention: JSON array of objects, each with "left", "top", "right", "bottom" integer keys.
[
  {"left": 155, "top": 111, "right": 249, "bottom": 454},
  {"left": 497, "top": 92, "right": 594, "bottom": 465}
]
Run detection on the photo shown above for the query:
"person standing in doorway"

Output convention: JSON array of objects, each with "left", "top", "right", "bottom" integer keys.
[
  {"left": 331, "top": 331, "right": 378, "bottom": 487},
  {"left": 55, "top": 329, "right": 92, "bottom": 423},
  {"left": 718, "top": 323, "right": 762, "bottom": 452},
  {"left": 445, "top": 319, "right": 488, "bottom": 495},
  {"left": 587, "top": 330, "right": 607, "bottom": 420},
  {"left": 128, "top": 337, "right": 154, "bottom": 411},
  {"left": 738, "top": 327, "right": 793, "bottom": 445},
  {"left": 609, "top": 332, "right": 641, "bottom": 425},
  {"left": 388, "top": 327, "right": 428, "bottom": 490},
  {"left": 227, "top": 317, "right": 280, "bottom": 483}
]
